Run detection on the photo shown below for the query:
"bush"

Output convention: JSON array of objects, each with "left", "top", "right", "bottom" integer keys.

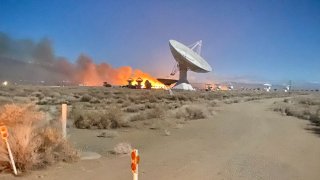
[
  {"left": 89, "top": 98, "right": 100, "bottom": 104},
  {"left": 185, "top": 106, "right": 206, "bottom": 120},
  {"left": 80, "top": 94, "right": 92, "bottom": 102},
  {"left": 175, "top": 106, "right": 206, "bottom": 120},
  {"left": 283, "top": 98, "right": 291, "bottom": 103},
  {"left": 0, "top": 104, "right": 78, "bottom": 172},
  {"left": 145, "top": 103, "right": 156, "bottom": 109},
  {"left": 73, "top": 108, "right": 126, "bottom": 129},
  {"left": 129, "top": 113, "right": 146, "bottom": 122},
  {"left": 148, "top": 95, "right": 157, "bottom": 103},
  {"left": 145, "top": 106, "right": 165, "bottom": 119},
  {"left": 126, "top": 105, "right": 140, "bottom": 113}
]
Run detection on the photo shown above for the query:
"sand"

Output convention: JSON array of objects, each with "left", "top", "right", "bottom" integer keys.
[{"left": 1, "top": 97, "right": 320, "bottom": 180}]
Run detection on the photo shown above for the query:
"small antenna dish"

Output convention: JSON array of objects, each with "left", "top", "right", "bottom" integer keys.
[
  {"left": 169, "top": 40, "right": 212, "bottom": 90},
  {"left": 263, "top": 83, "right": 272, "bottom": 92}
]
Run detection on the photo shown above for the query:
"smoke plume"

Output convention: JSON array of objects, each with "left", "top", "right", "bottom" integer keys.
[{"left": 0, "top": 32, "right": 163, "bottom": 87}]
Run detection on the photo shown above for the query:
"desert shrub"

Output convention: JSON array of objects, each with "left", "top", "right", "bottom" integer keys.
[
  {"left": 245, "top": 97, "right": 259, "bottom": 101},
  {"left": 208, "top": 100, "right": 218, "bottom": 107},
  {"left": 113, "top": 91, "right": 124, "bottom": 95},
  {"left": 298, "top": 98, "right": 320, "bottom": 106},
  {"left": 0, "top": 104, "right": 78, "bottom": 172},
  {"left": 49, "top": 92, "right": 61, "bottom": 98},
  {"left": 224, "top": 99, "right": 239, "bottom": 104},
  {"left": 129, "top": 105, "right": 165, "bottom": 121},
  {"left": 105, "top": 99, "right": 113, "bottom": 105},
  {"left": 175, "top": 94, "right": 189, "bottom": 101},
  {"left": 233, "top": 99, "right": 240, "bottom": 103},
  {"left": 36, "top": 97, "right": 54, "bottom": 105},
  {"left": 104, "top": 108, "right": 125, "bottom": 128},
  {"left": 145, "top": 103, "right": 156, "bottom": 109},
  {"left": 168, "top": 103, "right": 180, "bottom": 109},
  {"left": 121, "top": 101, "right": 131, "bottom": 108},
  {"left": 175, "top": 109, "right": 186, "bottom": 119},
  {"left": 207, "top": 93, "right": 219, "bottom": 100},
  {"left": 185, "top": 106, "right": 206, "bottom": 120},
  {"left": 116, "top": 99, "right": 124, "bottom": 104},
  {"left": 309, "top": 109, "right": 320, "bottom": 124},
  {"left": 165, "top": 95, "right": 176, "bottom": 101},
  {"left": 281, "top": 106, "right": 308, "bottom": 119},
  {"left": 126, "top": 105, "right": 145, "bottom": 113},
  {"left": 284, "top": 107, "right": 294, "bottom": 116},
  {"left": 283, "top": 98, "right": 291, "bottom": 103},
  {"left": 126, "top": 106, "right": 139, "bottom": 113},
  {"left": 104, "top": 91, "right": 111, "bottom": 95},
  {"left": 73, "top": 94, "right": 81, "bottom": 99},
  {"left": 89, "top": 98, "right": 100, "bottom": 104},
  {"left": 145, "top": 106, "right": 165, "bottom": 119},
  {"left": 174, "top": 106, "right": 206, "bottom": 120},
  {"left": 80, "top": 94, "right": 92, "bottom": 102},
  {"left": 31, "top": 92, "right": 44, "bottom": 100},
  {"left": 148, "top": 95, "right": 157, "bottom": 103},
  {"left": 73, "top": 108, "right": 126, "bottom": 129},
  {"left": 273, "top": 107, "right": 285, "bottom": 114},
  {"left": 130, "top": 113, "right": 146, "bottom": 122}
]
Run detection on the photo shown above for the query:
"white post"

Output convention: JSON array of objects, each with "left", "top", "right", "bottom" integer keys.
[
  {"left": 133, "top": 149, "right": 139, "bottom": 180},
  {"left": 6, "top": 140, "right": 17, "bottom": 175},
  {"left": 61, "top": 104, "right": 67, "bottom": 138}
]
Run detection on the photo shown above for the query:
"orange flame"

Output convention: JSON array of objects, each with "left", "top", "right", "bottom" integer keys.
[
  {"left": 219, "top": 85, "right": 229, "bottom": 91},
  {"left": 74, "top": 55, "right": 165, "bottom": 88}
]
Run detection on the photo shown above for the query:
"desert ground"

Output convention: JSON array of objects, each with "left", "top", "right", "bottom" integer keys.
[{"left": 0, "top": 86, "right": 320, "bottom": 180}]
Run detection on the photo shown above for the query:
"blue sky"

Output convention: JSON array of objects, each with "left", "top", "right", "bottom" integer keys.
[{"left": 0, "top": 0, "right": 319, "bottom": 84}]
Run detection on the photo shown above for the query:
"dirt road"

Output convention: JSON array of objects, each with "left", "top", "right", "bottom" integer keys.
[{"left": 3, "top": 98, "right": 320, "bottom": 179}]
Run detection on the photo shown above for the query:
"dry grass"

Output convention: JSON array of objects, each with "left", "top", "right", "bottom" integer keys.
[
  {"left": 129, "top": 113, "right": 146, "bottom": 122},
  {"left": 185, "top": 106, "right": 206, "bottom": 120},
  {"left": 73, "top": 107, "right": 127, "bottom": 129},
  {"left": 80, "top": 94, "right": 92, "bottom": 102},
  {"left": 0, "top": 86, "right": 298, "bottom": 133},
  {"left": 129, "top": 105, "right": 165, "bottom": 122},
  {"left": 273, "top": 95, "right": 320, "bottom": 125},
  {"left": 126, "top": 104, "right": 145, "bottom": 113},
  {"left": 175, "top": 106, "right": 206, "bottom": 120},
  {"left": 0, "top": 104, "right": 78, "bottom": 172},
  {"left": 144, "top": 106, "right": 165, "bottom": 119}
]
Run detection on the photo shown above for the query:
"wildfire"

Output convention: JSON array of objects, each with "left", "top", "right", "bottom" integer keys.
[
  {"left": 130, "top": 70, "right": 166, "bottom": 89},
  {"left": 218, "top": 85, "right": 229, "bottom": 91},
  {"left": 75, "top": 55, "right": 165, "bottom": 88}
]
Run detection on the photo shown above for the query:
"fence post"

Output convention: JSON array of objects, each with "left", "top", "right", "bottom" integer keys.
[{"left": 61, "top": 104, "right": 67, "bottom": 138}]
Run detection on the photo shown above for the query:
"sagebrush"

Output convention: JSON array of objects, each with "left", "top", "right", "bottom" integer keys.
[{"left": 0, "top": 104, "right": 78, "bottom": 172}]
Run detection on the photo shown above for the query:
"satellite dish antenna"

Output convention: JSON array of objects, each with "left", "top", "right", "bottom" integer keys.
[
  {"left": 263, "top": 83, "right": 272, "bottom": 92},
  {"left": 169, "top": 40, "right": 212, "bottom": 90},
  {"left": 228, "top": 82, "right": 234, "bottom": 90}
]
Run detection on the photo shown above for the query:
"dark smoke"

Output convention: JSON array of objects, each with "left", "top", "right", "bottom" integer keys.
[
  {"left": 0, "top": 32, "right": 164, "bottom": 87},
  {"left": 0, "top": 32, "right": 72, "bottom": 84}
]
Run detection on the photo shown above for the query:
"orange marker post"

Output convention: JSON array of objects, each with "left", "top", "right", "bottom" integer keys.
[
  {"left": 131, "top": 149, "right": 140, "bottom": 180},
  {"left": 61, "top": 104, "right": 67, "bottom": 138},
  {"left": 0, "top": 125, "right": 17, "bottom": 175}
]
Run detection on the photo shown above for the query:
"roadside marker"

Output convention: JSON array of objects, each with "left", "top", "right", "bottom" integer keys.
[
  {"left": 0, "top": 125, "right": 17, "bottom": 175},
  {"left": 61, "top": 104, "right": 67, "bottom": 138},
  {"left": 131, "top": 149, "right": 140, "bottom": 180}
]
